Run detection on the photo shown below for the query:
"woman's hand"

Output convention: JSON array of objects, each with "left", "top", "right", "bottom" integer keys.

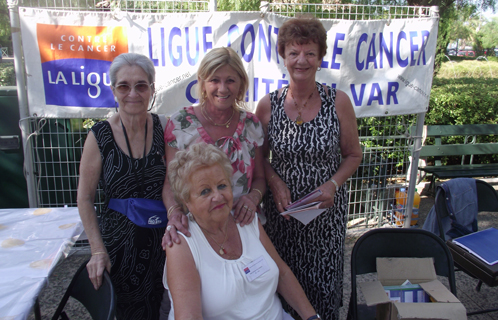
[
  {"left": 316, "top": 180, "right": 337, "bottom": 209},
  {"left": 232, "top": 193, "right": 259, "bottom": 227},
  {"left": 162, "top": 211, "right": 190, "bottom": 249},
  {"left": 86, "top": 252, "right": 111, "bottom": 290},
  {"left": 268, "top": 175, "right": 292, "bottom": 214}
]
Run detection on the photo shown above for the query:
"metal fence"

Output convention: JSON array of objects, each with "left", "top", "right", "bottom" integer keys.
[
  {"left": 18, "top": 0, "right": 211, "bottom": 12},
  {"left": 266, "top": 2, "right": 433, "bottom": 20},
  {"left": 14, "top": 0, "right": 434, "bottom": 229}
]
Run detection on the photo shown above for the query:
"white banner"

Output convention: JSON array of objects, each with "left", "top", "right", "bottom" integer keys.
[{"left": 19, "top": 8, "right": 438, "bottom": 118}]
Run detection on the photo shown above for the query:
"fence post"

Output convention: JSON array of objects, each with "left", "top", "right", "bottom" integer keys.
[
  {"left": 8, "top": 0, "right": 38, "bottom": 207},
  {"left": 404, "top": 112, "right": 426, "bottom": 227},
  {"left": 403, "top": 6, "right": 438, "bottom": 227},
  {"left": 209, "top": 0, "right": 217, "bottom": 12}
]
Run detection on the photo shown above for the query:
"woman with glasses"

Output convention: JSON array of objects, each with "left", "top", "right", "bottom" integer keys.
[{"left": 77, "top": 53, "right": 166, "bottom": 319}]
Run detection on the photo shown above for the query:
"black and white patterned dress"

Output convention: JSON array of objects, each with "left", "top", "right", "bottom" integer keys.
[
  {"left": 91, "top": 113, "right": 166, "bottom": 320},
  {"left": 263, "top": 82, "right": 348, "bottom": 320}
]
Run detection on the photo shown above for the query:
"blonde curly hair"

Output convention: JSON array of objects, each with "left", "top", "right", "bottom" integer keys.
[{"left": 168, "top": 142, "right": 233, "bottom": 207}]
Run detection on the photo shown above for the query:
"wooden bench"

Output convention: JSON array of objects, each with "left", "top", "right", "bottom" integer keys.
[{"left": 414, "top": 124, "right": 498, "bottom": 192}]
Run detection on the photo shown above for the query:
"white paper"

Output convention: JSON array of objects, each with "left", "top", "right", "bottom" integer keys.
[
  {"left": 285, "top": 190, "right": 323, "bottom": 210},
  {"left": 281, "top": 202, "right": 326, "bottom": 225}
]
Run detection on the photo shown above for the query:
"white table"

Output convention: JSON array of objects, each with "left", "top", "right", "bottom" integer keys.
[{"left": 0, "top": 207, "right": 83, "bottom": 320}]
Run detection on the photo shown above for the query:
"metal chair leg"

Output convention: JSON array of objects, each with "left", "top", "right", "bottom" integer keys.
[
  {"left": 475, "top": 280, "right": 483, "bottom": 292},
  {"left": 34, "top": 298, "right": 42, "bottom": 320},
  {"left": 467, "top": 307, "right": 498, "bottom": 316}
]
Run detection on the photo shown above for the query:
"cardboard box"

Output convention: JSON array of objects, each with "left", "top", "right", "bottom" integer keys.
[{"left": 358, "top": 257, "right": 467, "bottom": 320}]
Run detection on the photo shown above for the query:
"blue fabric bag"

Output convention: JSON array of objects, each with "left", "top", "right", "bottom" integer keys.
[{"left": 108, "top": 198, "right": 168, "bottom": 228}]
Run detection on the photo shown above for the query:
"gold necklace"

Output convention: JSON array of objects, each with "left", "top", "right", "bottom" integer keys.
[
  {"left": 290, "top": 88, "right": 315, "bottom": 126},
  {"left": 201, "top": 104, "right": 235, "bottom": 129},
  {"left": 199, "top": 216, "right": 230, "bottom": 255}
]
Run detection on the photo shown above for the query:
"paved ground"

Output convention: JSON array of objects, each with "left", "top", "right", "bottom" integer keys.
[{"left": 30, "top": 179, "right": 498, "bottom": 320}]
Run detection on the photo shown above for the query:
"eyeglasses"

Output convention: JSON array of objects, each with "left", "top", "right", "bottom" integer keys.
[{"left": 114, "top": 82, "right": 153, "bottom": 94}]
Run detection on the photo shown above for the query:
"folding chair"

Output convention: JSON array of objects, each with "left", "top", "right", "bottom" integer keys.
[
  {"left": 475, "top": 180, "right": 498, "bottom": 212},
  {"left": 434, "top": 179, "right": 498, "bottom": 242},
  {"left": 434, "top": 178, "right": 498, "bottom": 316},
  {"left": 347, "top": 228, "right": 456, "bottom": 320},
  {"left": 51, "top": 260, "right": 116, "bottom": 320}
]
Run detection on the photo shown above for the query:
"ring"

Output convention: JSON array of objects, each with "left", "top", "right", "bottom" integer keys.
[
  {"left": 166, "top": 225, "right": 172, "bottom": 232},
  {"left": 243, "top": 205, "right": 249, "bottom": 210}
]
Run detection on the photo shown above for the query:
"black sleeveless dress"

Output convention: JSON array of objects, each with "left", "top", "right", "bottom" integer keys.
[
  {"left": 91, "top": 113, "right": 166, "bottom": 320},
  {"left": 263, "top": 83, "right": 348, "bottom": 320}
]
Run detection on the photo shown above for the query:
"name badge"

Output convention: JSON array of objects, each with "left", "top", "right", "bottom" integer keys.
[{"left": 242, "top": 255, "right": 270, "bottom": 282}]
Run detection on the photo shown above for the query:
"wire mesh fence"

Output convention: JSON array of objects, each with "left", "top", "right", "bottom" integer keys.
[
  {"left": 28, "top": 118, "right": 96, "bottom": 208},
  {"left": 266, "top": 2, "right": 433, "bottom": 20},
  {"left": 18, "top": 0, "right": 210, "bottom": 12},
  {"left": 16, "top": 1, "right": 434, "bottom": 230},
  {"left": 27, "top": 115, "right": 418, "bottom": 229},
  {"left": 348, "top": 115, "right": 417, "bottom": 229}
]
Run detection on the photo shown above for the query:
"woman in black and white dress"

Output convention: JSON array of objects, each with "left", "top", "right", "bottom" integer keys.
[
  {"left": 78, "top": 53, "right": 166, "bottom": 320},
  {"left": 255, "top": 16, "right": 362, "bottom": 320}
]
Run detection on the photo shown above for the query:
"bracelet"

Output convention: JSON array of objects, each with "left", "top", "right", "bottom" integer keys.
[
  {"left": 329, "top": 178, "right": 339, "bottom": 190},
  {"left": 167, "top": 205, "right": 181, "bottom": 219},
  {"left": 92, "top": 251, "right": 107, "bottom": 256},
  {"left": 252, "top": 188, "right": 263, "bottom": 204}
]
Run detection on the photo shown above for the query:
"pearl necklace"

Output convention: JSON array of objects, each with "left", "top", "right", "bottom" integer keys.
[
  {"left": 290, "top": 88, "right": 315, "bottom": 126},
  {"left": 201, "top": 104, "right": 235, "bottom": 129}
]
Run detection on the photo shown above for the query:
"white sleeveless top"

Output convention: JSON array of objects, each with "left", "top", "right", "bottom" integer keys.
[{"left": 163, "top": 215, "right": 284, "bottom": 320}]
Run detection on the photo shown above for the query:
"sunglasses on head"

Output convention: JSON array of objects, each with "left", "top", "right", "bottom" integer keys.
[{"left": 114, "top": 82, "right": 153, "bottom": 94}]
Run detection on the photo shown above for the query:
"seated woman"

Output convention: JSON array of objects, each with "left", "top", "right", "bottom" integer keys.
[{"left": 164, "top": 142, "right": 320, "bottom": 320}]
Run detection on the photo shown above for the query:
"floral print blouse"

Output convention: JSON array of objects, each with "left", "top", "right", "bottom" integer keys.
[{"left": 164, "top": 106, "right": 264, "bottom": 199}]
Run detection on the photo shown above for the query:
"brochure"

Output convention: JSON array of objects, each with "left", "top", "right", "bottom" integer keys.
[
  {"left": 281, "top": 201, "right": 326, "bottom": 225},
  {"left": 285, "top": 189, "right": 323, "bottom": 210}
]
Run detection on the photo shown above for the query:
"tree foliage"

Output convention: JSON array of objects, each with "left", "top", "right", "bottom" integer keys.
[
  {"left": 478, "top": 17, "right": 498, "bottom": 49},
  {"left": 406, "top": 0, "right": 495, "bottom": 73},
  {"left": 449, "top": 5, "right": 478, "bottom": 47},
  {"left": 217, "top": 0, "right": 260, "bottom": 11},
  {"left": 0, "top": 0, "right": 11, "bottom": 53}
]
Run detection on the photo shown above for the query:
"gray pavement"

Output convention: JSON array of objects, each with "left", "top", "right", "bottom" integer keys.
[{"left": 30, "top": 179, "right": 498, "bottom": 320}]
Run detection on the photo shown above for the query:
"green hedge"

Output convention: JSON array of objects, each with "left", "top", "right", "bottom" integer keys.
[
  {"left": 428, "top": 78, "right": 498, "bottom": 126},
  {"left": 0, "top": 62, "right": 15, "bottom": 86},
  {"left": 426, "top": 76, "right": 498, "bottom": 165}
]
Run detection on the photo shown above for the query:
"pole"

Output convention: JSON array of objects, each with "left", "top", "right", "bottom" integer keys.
[
  {"left": 209, "top": 0, "right": 217, "bottom": 12},
  {"left": 404, "top": 112, "right": 426, "bottom": 227},
  {"left": 8, "top": 0, "right": 38, "bottom": 207}
]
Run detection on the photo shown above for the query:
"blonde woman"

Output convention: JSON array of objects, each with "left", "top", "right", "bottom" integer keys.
[{"left": 162, "top": 47, "right": 266, "bottom": 247}]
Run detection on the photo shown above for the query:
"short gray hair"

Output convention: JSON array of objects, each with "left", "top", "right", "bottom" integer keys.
[
  {"left": 168, "top": 142, "right": 233, "bottom": 206},
  {"left": 109, "top": 53, "right": 155, "bottom": 86}
]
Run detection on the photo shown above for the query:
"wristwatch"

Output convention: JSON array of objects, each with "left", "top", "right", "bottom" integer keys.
[{"left": 307, "top": 315, "right": 321, "bottom": 320}]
